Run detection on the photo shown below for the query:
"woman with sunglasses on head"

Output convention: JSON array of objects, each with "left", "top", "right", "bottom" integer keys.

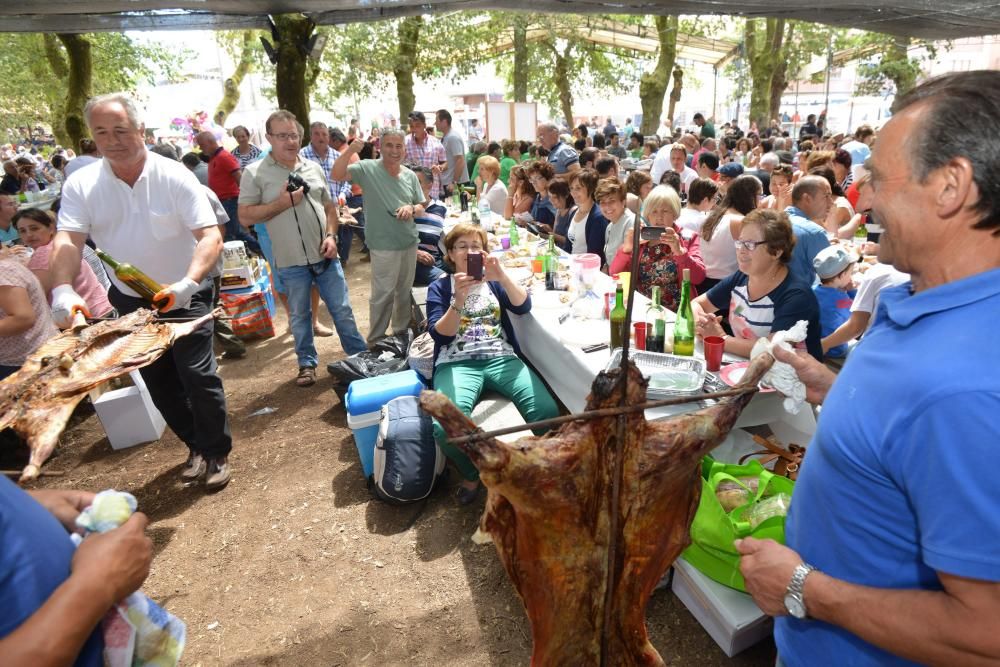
[
  {"left": 426, "top": 222, "right": 560, "bottom": 505},
  {"left": 691, "top": 208, "right": 822, "bottom": 361}
]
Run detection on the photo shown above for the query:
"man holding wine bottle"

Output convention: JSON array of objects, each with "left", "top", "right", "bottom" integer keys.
[{"left": 50, "top": 92, "right": 234, "bottom": 491}]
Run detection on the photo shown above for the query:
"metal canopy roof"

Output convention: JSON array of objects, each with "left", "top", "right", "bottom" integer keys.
[{"left": 2, "top": 1, "right": 1000, "bottom": 40}]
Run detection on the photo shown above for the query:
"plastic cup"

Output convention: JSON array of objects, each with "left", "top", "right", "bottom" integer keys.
[
  {"left": 500, "top": 236, "right": 511, "bottom": 250},
  {"left": 633, "top": 322, "right": 648, "bottom": 351},
  {"left": 531, "top": 258, "right": 544, "bottom": 274},
  {"left": 617, "top": 271, "right": 631, "bottom": 301},
  {"left": 703, "top": 335, "right": 725, "bottom": 372}
]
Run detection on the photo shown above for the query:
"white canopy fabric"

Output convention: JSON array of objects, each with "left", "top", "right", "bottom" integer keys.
[{"left": 2, "top": 1, "right": 999, "bottom": 40}]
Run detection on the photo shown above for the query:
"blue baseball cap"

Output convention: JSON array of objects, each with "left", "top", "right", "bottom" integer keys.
[
  {"left": 717, "top": 163, "right": 744, "bottom": 178},
  {"left": 813, "top": 245, "right": 857, "bottom": 279}
]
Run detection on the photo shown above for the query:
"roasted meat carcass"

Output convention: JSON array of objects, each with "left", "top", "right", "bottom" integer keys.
[
  {"left": 0, "top": 309, "right": 215, "bottom": 482},
  {"left": 421, "top": 353, "right": 774, "bottom": 665}
]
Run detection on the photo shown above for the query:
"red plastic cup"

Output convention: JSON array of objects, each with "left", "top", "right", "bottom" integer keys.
[
  {"left": 703, "top": 335, "right": 725, "bottom": 372},
  {"left": 531, "top": 258, "right": 544, "bottom": 274},
  {"left": 633, "top": 322, "right": 648, "bottom": 351}
]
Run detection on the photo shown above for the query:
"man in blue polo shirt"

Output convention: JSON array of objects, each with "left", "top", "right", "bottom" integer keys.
[
  {"left": 535, "top": 122, "right": 579, "bottom": 176},
  {"left": 737, "top": 70, "right": 1000, "bottom": 667},
  {"left": 784, "top": 175, "right": 831, "bottom": 284},
  {"left": 0, "top": 479, "right": 153, "bottom": 664}
]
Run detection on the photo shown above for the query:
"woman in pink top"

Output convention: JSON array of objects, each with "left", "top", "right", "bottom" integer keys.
[{"left": 14, "top": 209, "right": 113, "bottom": 317}]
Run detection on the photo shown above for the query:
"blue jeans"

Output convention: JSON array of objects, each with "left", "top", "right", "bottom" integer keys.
[
  {"left": 221, "top": 197, "right": 261, "bottom": 254},
  {"left": 278, "top": 261, "right": 368, "bottom": 367},
  {"left": 413, "top": 258, "right": 447, "bottom": 286}
]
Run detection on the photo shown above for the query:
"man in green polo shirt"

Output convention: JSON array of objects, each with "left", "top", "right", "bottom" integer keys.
[
  {"left": 693, "top": 112, "right": 715, "bottom": 139},
  {"left": 332, "top": 129, "right": 425, "bottom": 345}
]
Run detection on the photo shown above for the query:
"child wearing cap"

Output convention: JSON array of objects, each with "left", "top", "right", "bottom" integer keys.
[{"left": 813, "top": 245, "right": 858, "bottom": 359}]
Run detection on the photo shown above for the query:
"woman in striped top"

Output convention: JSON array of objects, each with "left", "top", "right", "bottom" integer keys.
[
  {"left": 692, "top": 208, "right": 823, "bottom": 360},
  {"left": 230, "top": 126, "right": 262, "bottom": 168}
]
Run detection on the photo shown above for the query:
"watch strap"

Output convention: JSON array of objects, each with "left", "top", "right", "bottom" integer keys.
[{"left": 786, "top": 562, "right": 816, "bottom": 615}]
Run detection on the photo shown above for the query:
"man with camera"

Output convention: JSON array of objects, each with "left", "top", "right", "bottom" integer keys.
[{"left": 239, "top": 110, "right": 367, "bottom": 387}]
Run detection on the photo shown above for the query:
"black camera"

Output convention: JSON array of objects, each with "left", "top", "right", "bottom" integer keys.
[{"left": 286, "top": 172, "right": 310, "bottom": 193}]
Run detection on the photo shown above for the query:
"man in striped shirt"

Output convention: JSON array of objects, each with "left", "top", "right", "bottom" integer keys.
[
  {"left": 404, "top": 111, "right": 446, "bottom": 199},
  {"left": 300, "top": 121, "right": 353, "bottom": 263}
]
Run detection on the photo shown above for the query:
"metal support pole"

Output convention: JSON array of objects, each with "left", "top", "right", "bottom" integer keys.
[
  {"left": 712, "top": 66, "right": 718, "bottom": 122},
  {"left": 823, "top": 30, "right": 834, "bottom": 123}
]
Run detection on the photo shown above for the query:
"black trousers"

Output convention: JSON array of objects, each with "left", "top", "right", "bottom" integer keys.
[{"left": 108, "top": 282, "right": 233, "bottom": 459}]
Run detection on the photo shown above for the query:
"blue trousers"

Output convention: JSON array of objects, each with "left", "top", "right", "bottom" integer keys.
[
  {"left": 221, "top": 197, "right": 261, "bottom": 254},
  {"left": 277, "top": 261, "right": 368, "bottom": 367}
]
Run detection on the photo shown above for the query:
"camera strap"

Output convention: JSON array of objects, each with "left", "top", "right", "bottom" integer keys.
[{"left": 286, "top": 171, "right": 331, "bottom": 276}]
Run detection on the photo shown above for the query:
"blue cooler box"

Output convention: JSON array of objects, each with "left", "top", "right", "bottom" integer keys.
[{"left": 345, "top": 370, "right": 426, "bottom": 477}]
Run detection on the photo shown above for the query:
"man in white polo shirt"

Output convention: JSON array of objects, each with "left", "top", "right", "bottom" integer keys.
[{"left": 50, "top": 92, "right": 233, "bottom": 491}]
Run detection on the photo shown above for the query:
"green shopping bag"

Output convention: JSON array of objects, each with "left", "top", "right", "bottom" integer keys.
[{"left": 681, "top": 457, "right": 795, "bottom": 591}]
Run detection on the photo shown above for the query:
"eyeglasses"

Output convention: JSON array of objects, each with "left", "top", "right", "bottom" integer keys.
[
  {"left": 452, "top": 244, "right": 484, "bottom": 252},
  {"left": 269, "top": 133, "right": 300, "bottom": 142},
  {"left": 735, "top": 239, "right": 767, "bottom": 252}
]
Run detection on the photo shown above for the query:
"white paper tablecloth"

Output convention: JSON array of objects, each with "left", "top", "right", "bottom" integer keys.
[{"left": 510, "top": 283, "right": 817, "bottom": 447}]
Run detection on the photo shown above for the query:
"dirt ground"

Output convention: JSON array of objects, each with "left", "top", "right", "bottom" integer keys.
[{"left": 6, "top": 239, "right": 776, "bottom": 666}]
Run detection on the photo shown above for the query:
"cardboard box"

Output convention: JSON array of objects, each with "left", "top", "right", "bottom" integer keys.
[
  {"left": 94, "top": 371, "right": 167, "bottom": 450},
  {"left": 671, "top": 557, "right": 773, "bottom": 657}
]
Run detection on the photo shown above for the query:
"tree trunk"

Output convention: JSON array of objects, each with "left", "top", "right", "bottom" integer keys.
[
  {"left": 512, "top": 16, "right": 528, "bottom": 102},
  {"left": 58, "top": 34, "right": 92, "bottom": 154},
  {"left": 41, "top": 35, "right": 71, "bottom": 147},
  {"left": 768, "top": 23, "right": 795, "bottom": 124},
  {"left": 394, "top": 16, "right": 422, "bottom": 130},
  {"left": 553, "top": 45, "right": 573, "bottom": 128},
  {"left": 666, "top": 67, "right": 683, "bottom": 130},
  {"left": 746, "top": 18, "right": 785, "bottom": 130},
  {"left": 886, "top": 36, "right": 916, "bottom": 95},
  {"left": 638, "top": 15, "right": 678, "bottom": 135},
  {"left": 273, "top": 14, "right": 313, "bottom": 142},
  {"left": 214, "top": 30, "right": 255, "bottom": 127}
]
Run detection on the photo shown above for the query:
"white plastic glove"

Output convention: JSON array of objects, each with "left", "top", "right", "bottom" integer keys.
[
  {"left": 152, "top": 277, "right": 199, "bottom": 313},
  {"left": 51, "top": 284, "right": 91, "bottom": 328},
  {"left": 750, "top": 320, "right": 809, "bottom": 415}
]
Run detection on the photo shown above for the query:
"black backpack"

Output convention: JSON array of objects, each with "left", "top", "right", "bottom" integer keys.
[{"left": 370, "top": 396, "right": 446, "bottom": 504}]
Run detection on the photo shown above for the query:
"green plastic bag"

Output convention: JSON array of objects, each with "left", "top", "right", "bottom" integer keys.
[{"left": 681, "top": 457, "right": 795, "bottom": 591}]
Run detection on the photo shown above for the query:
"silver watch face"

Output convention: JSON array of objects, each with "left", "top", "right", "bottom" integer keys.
[{"left": 784, "top": 593, "right": 806, "bottom": 619}]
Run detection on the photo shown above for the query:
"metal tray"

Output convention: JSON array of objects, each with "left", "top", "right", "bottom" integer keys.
[{"left": 606, "top": 349, "right": 707, "bottom": 400}]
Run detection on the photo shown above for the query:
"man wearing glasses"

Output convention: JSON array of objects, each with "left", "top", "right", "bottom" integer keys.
[
  {"left": 239, "top": 111, "right": 367, "bottom": 387},
  {"left": 332, "top": 129, "right": 425, "bottom": 345}
]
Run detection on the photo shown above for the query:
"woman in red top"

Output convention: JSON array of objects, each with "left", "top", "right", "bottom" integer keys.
[{"left": 610, "top": 185, "right": 705, "bottom": 310}]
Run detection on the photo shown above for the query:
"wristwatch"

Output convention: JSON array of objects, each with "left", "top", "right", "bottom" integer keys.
[{"left": 783, "top": 562, "right": 816, "bottom": 619}]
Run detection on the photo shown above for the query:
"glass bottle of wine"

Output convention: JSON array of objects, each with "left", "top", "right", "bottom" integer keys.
[
  {"left": 96, "top": 249, "right": 165, "bottom": 305},
  {"left": 610, "top": 281, "right": 627, "bottom": 350},
  {"left": 672, "top": 268, "right": 695, "bottom": 356},
  {"left": 645, "top": 286, "right": 667, "bottom": 353}
]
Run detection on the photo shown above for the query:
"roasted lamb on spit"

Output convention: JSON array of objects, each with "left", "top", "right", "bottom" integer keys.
[
  {"left": 421, "top": 353, "right": 774, "bottom": 665},
  {"left": 0, "top": 309, "right": 215, "bottom": 482}
]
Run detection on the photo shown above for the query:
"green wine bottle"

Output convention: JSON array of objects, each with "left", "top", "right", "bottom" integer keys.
[
  {"left": 96, "top": 249, "right": 165, "bottom": 305},
  {"left": 610, "top": 281, "right": 627, "bottom": 350},
  {"left": 672, "top": 268, "right": 695, "bottom": 356}
]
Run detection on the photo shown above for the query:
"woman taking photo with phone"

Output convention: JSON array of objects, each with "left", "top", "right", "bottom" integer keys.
[
  {"left": 425, "top": 223, "right": 559, "bottom": 505},
  {"left": 609, "top": 185, "right": 705, "bottom": 307}
]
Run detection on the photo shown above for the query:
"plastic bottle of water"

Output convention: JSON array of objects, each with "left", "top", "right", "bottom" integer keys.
[{"left": 478, "top": 197, "right": 492, "bottom": 229}]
